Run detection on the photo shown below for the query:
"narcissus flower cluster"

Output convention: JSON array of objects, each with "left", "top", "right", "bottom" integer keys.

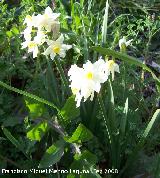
[
  {"left": 22, "top": 7, "right": 72, "bottom": 59},
  {"left": 21, "top": 6, "right": 120, "bottom": 108},
  {"left": 68, "top": 58, "right": 120, "bottom": 107}
]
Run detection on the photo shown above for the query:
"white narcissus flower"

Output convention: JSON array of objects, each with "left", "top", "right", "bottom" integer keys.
[
  {"left": 22, "top": 6, "right": 62, "bottom": 58},
  {"left": 22, "top": 30, "right": 46, "bottom": 58},
  {"left": 44, "top": 34, "right": 72, "bottom": 60},
  {"left": 119, "top": 36, "right": 133, "bottom": 49},
  {"left": 80, "top": 61, "right": 101, "bottom": 103},
  {"left": 22, "top": 40, "right": 39, "bottom": 58},
  {"left": 22, "top": 30, "right": 47, "bottom": 58},
  {"left": 68, "top": 59, "right": 109, "bottom": 107},
  {"left": 106, "top": 60, "right": 120, "bottom": 81},
  {"left": 35, "top": 7, "right": 60, "bottom": 32},
  {"left": 81, "top": 60, "right": 107, "bottom": 101}
]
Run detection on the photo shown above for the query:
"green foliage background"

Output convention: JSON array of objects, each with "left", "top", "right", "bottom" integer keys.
[{"left": 0, "top": 0, "right": 160, "bottom": 178}]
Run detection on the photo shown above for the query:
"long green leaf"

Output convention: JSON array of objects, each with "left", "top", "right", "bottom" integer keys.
[
  {"left": 107, "top": 80, "right": 120, "bottom": 168},
  {"left": 25, "top": 98, "right": 47, "bottom": 119},
  {"left": 92, "top": 47, "right": 160, "bottom": 89},
  {"left": 68, "top": 150, "right": 101, "bottom": 178},
  {"left": 141, "top": 109, "right": 160, "bottom": 139},
  {"left": 64, "top": 123, "right": 93, "bottom": 144},
  {"left": 107, "top": 80, "right": 116, "bottom": 131},
  {"left": 0, "top": 81, "right": 59, "bottom": 112},
  {"left": 60, "top": 95, "right": 80, "bottom": 123},
  {"left": 102, "top": 0, "right": 109, "bottom": 44},
  {"left": 97, "top": 94, "right": 111, "bottom": 144},
  {"left": 27, "top": 121, "right": 48, "bottom": 141},
  {"left": 2, "top": 127, "right": 29, "bottom": 158},
  {"left": 39, "top": 139, "right": 65, "bottom": 168}
]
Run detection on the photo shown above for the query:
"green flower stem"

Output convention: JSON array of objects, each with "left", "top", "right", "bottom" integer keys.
[
  {"left": 120, "top": 46, "right": 127, "bottom": 103},
  {"left": 97, "top": 94, "right": 117, "bottom": 166},
  {"left": 54, "top": 57, "right": 70, "bottom": 93},
  {"left": 81, "top": 21, "right": 89, "bottom": 62},
  {"left": 122, "top": 61, "right": 126, "bottom": 103},
  {"left": 34, "top": 56, "right": 42, "bottom": 77},
  {"left": 93, "top": 13, "right": 100, "bottom": 62},
  {"left": 97, "top": 94, "right": 111, "bottom": 143}
]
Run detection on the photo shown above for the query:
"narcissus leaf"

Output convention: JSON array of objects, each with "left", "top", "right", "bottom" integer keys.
[
  {"left": 61, "top": 95, "right": 80, "bottom": 122},
  {"left": 27, "top": 121, "right": 48, "bottom": 141},
  {"left": 64, "top": 123, "right": 93, "bottom": 144},
  {"left": 39, "top": 139, "right": 65, "bottom": 168}
]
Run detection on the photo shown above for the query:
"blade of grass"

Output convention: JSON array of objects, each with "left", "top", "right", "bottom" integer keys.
[
  {"left": 118, "top": 109, "right": 160, "bottom": 177},
  {"left": 2, "top": 127, "right": 29, "bottom": 159},
  {"left": 117, "top": 98, "right": 129, "bottom": 170},
  {"left": 102, "top": 0, "right": 109, "bottom": 45},
  {"left": 107, "top": 80, "right": 116, "bottom": 131},
  {"left": 97, "top": 94, "right": 111, "bottom": 145}
]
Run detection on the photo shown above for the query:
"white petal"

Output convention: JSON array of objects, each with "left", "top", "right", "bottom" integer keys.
[
  {"left": 59, "top": 50, "right": 66, "bottom": 58},
  {"left": 111, "top": 69, "right": 115, "bottom": 81},
  {"left": 44, "top": 47, "right": 52, "bottom": 56},
  {"left": 114, "top": 63, "right": 120, "bottom": 73},
  {"left": 57, "top": 34, "right": 64, "bottom": 43},
  {"left": 52, "top": 13, "right": 61, "bottom": 20},
  {"left": 126, "top": 39, "right": 133, "bottom": 46},
  {"left": 50, "top": 53, "right": 56, "bottom": 60},
  {"left": 21, "top": 41, "right": 28, "bottom": 49},
  {"left": 33, "top": 46, "right": 38, "bottom": 58},
  {"left": 94, "top": 83, "right": 101, "bottom": 93},
  {"left": 46, "top": 39, "right": 54, "bottom": 45},
  {"left": 62, "top": 44, "right": 72, "bottom": 50},
  {"left": 90, "top": 92, "right": 94, "bottom": 101},
  {"left": 45, "top": 7, "right": 53, "bottom": 16}
]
